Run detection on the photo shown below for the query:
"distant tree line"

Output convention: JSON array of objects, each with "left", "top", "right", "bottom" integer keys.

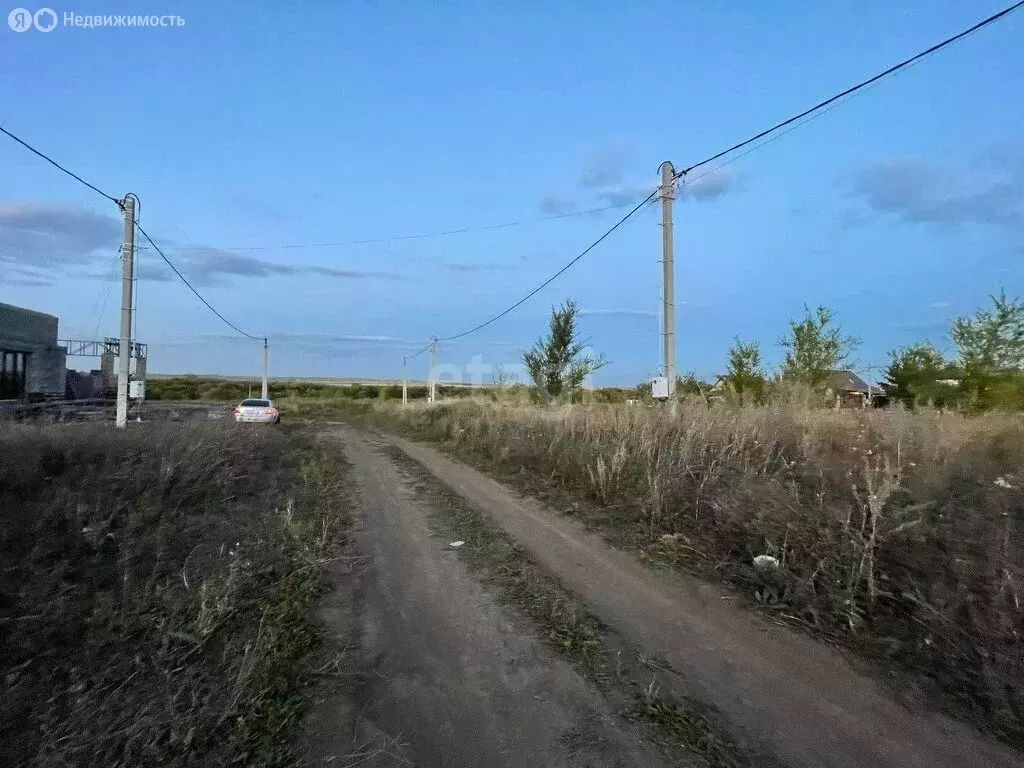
[
  {"left": 145, "top": 378, "right": 482, "bottom": 403},
  {"left": 676, "top": 290, "right": 1024, "bottom": 411},
  {"left": 150, "top": 291, "right": 1024, "bottom": 412}
]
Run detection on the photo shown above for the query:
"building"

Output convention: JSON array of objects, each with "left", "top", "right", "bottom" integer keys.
[
  {"left": 827, "top": 370, "right": 886, "bottom": 408},
  {"left": 0, "top": 303, "right": 67, "bottom": 399}
]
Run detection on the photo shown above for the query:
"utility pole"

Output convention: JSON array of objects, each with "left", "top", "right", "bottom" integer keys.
[
  {"left": 261, "top": 338, "right": 269, "bottom": 399},
  {"left": 115, "top": 194, "right": 136, "bottom": 429},
  {"left": 428, "top": 337, "right": 437, "bottom": 404},
  {"left": 402, "top": 356, "right": 408, "bottom": 406},
  {"left": 659, "top": 161, "right": 677, "bottom": 399}
]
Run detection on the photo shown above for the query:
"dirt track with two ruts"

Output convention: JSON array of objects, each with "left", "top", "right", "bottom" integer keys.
[{"left": 304, "top": 424, "right": 1022, "bottom": 768}]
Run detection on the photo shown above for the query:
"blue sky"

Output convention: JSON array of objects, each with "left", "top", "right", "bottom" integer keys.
[{"left": 2, "top": 0, "right": 1022, "bottom": 385}]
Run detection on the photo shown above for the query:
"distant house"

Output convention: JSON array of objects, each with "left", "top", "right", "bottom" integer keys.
[{"left": 827, "top": 370, "right": 886, "bottom": 408}]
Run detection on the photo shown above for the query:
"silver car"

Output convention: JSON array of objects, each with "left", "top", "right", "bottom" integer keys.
[{"left": 233, "top": 398, "right": 280, "bottom": 424}]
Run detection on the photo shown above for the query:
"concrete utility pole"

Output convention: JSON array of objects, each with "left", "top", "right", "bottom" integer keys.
[
  {"left": 402, "top": 356, "right": 408, "bottom": 406},
  {"left": 116, "top": 194, "right": 137, "bottom": 429},
  {"left": 659, "top": 161, "right": 677, "bottom": 398},
  {"left": 428, "top": 337, "right": 437, "bottom": 404},
  {"left": 261, "top": 338, "right": 269, "bottom": 399}
]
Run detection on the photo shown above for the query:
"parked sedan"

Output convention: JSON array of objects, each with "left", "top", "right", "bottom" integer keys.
[{"left": 233, "top": 398, "right": 280, "bottom": 424}]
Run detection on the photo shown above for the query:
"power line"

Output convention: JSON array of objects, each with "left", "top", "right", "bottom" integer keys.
[
  {"left": 679, "top": 42, "right": 939, "bottom": 192},
  {"left": 172, "top": 203, "right": 628, "bottom": 253},
  {"left": 0, "top": 124, "right": 262, "bottom": 343},
  {"left": 678, "top": 1, "right": 1024, "bottom": 177},
  {"left": 681, "top": 74, "right": 891, "bottom": 188},
  {"left": 406, "top": 342, "right": 432, "bottom": 360},
  {"left": 11, "top": 2, "right": 1022, "bottom": 356},
  {"left": 0, "top": 124, "right": 121, "bottom": 205},
  {"left": 134, "top": 222, "right": 264, "bottom": 341},
  {"left": 418, "top": 4, "right": 1024, "bottom": 349},
  {"left": 87, "top": 252, "right": 119, "bottom": 340},
  {"left": 437, "top": 188, "right": 660, "bottom": 342}
]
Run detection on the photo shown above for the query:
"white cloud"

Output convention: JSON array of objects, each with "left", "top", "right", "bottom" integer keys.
[
  {"left": 683, "top": 168, "right": 736, "bottom": 201},
  {"left": 852, "top": 151, "right": 1024, "bottom": 227}
]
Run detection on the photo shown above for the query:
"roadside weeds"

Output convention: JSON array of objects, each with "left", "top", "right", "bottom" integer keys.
[
  {"left": 232, "top": 435, "right": 354, "bottom": 766},
  {"left": 0, "top": 424, "right": 353, "bottom": 768},
  {"left": 364, "top": 400, "right": 1024, "bottom": 750},
  {"left": 382, "top": 444, "right": 752, "bottom": 768}
]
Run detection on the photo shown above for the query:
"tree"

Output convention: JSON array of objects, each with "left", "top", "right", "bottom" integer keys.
[
  {"left": 952, "top": 290, "right": 1024, "bottom": 374},
  {"left": 723, "top": 338, "right": 765, "bottom": 406},
  {"left": 780, "top": 305, "right": 858, "bottom": 388},
  {"left": 883, "top": 342, "right": 956, "bottom": 409},
  {"left": 951, "top": 291, "right": 1024, "bottom": 409},
  {"left": 523, "top": 300, "right": 607, "bottom": 399}
]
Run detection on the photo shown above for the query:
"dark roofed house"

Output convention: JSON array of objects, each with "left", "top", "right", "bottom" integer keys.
[{"left": 827, "top": 370, "right": 886, "bottom": 408}]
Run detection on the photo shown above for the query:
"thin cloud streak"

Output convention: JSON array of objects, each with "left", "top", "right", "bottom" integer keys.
[
  {"left": 445, "top": 261, "right": 509, "bottom": 272},
  {"left": 579, "top": 308, "right": 659, "bottom": 318}
]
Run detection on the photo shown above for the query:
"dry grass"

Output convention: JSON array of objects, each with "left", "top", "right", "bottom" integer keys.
[
  {"left": 0, "top": 422, "right": 350, "bottom": 767},
  {"left": 380, "top": 399, "right": 1024, "bottom": 745}
]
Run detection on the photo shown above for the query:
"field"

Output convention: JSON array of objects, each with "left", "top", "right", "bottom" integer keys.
[
  {"left": 0, "top": 422, "right": 350, "bottom": 767},
  {"left": 6, "top": 383, "right": 1022, "bottom": 763},
  {"left": 146, "top": 375, "right": 428, "bottom": 402},
  {"left": 372, "top": 399, "right": 1024, "bottom": 745},
  {"left": 144, "top": 375, "right": 641, "bottom": 409}
]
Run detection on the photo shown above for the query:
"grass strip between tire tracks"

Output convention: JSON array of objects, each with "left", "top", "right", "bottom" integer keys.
[{"left": 382, "top": 443, "right": 752, "bottom": 768}]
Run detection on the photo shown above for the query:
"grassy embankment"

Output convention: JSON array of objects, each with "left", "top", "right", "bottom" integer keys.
[
  {"left": 377, "top": 399, "right": 1024, "bottom": 748},
  {"left": 1, "top": 422, "right": 350, "bottom": 767}
]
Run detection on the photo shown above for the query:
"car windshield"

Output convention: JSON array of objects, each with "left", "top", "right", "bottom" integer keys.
[{"left": 240, "top": 399, "right": 271, "bottom": 407}]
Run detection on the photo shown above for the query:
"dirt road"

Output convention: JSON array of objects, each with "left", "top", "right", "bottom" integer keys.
[
  {"left": 307, "top": 427, "right": 670, "bottom": 767},
  {"left": 310, "top": 425, "right": 1022, "bottom": 768}
]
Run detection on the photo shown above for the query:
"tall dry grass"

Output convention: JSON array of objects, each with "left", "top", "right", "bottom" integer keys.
[
  {"left": 0, "top": 423, "right": 349, "bottom": 767},
  {"left": 384, "top": 399, "right": 1024, "bottom": 744}
]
